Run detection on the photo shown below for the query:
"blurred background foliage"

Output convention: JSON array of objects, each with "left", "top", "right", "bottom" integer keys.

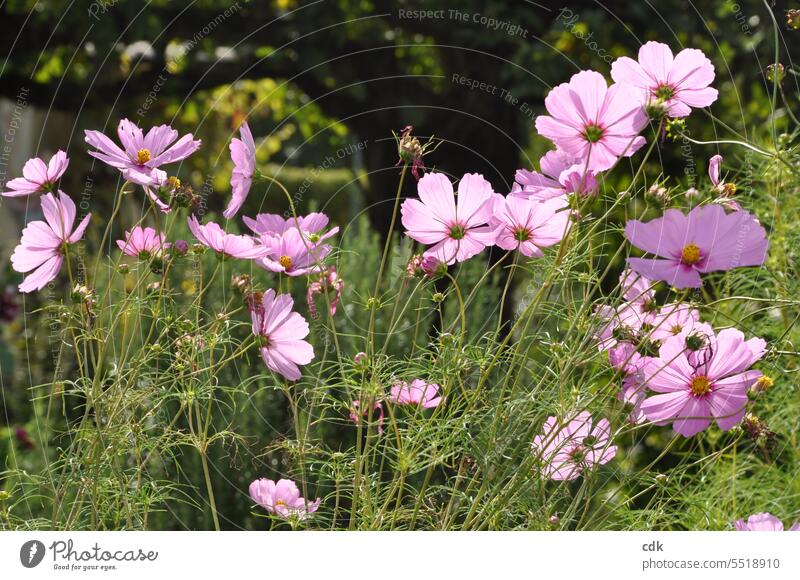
[{"left": 1, "top": 0, "right": 799, "bottom": 529}]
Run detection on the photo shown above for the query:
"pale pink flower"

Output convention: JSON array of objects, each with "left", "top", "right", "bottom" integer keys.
[
  {"left": 10, "top": 192, "right": 91, "bottom": 293},
  {"left": 648, "top": 303, "right": 702, "bottom": 342},
  {"left": 511, "top": 149, "right": 598, "bottom": 201},
  {"left": 611, "top": 41, "right": 718, "bottom": 118},
  {"left": 243, "top": 212, "right": 334, "bottom": 237},
  {"left": 625, "top": 204, "right": 768, "bottom": 288},
  {"left": 223, "top": 122, "right": 256, "bottom": 219},
  {"left": 535, "top": 70, "right": 648, "bottom": 171},
  {"left": 2, "top": 151, "right": 68, "bottom": 197},
  {"left": 388, "top": 379, "right": 442, "bottom": 408},
  {"left": 734, "top": 512, "right": 800, "bottom": 531},
  {"left": 640, "top": 328, "right": 765, "bottom": 437},
  {"left": 249, "top": 478, "right": 320, "bottom": 520},
  {"left": 531, "top": 411, "right": 617, "bottom": 480},
  {"left": 491, "top": 196, "right": 570, "bottom": 258},
  {"left": 142, "top": 169, "right": 177, "bottom": 214},
  {"left": 116, "top": 226, "right": 169, "bottom": 258},
  {"left": 84, "top": 119, "right": 200, "bottom": 186},
  {"left": 306, "top": 268, "right": 343, "bottom": 317},
  {"left": 187, "top": 215, "right": 267, "bottom": 259},
  {"left": 250, "top": 289, "right": 314, "bottom": 381},
  {"left": 401, "top": 172, "right": 498, "bottom": 264},
  {"left": 257, "top": 227, "right": 335, "bottom": 277}
]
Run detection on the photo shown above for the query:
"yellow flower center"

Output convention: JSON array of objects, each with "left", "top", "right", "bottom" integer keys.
[
  {"left": 279, "top": 255, "right": 293, "bottom": 269},
  {"left": 137, "top": 148, "right": 152, "bottom": 164},
  {"left": 681, "top": 243, "right": 701, "bottom": 265},
  {"left": 754, "top": 376, "right": 773, "bottom": 392},
  {"left": 166, "top": 176, "right": 181, "bottom": 190},
  {"left": 690, "top": 375, "right": 712, "bottom": 397}
]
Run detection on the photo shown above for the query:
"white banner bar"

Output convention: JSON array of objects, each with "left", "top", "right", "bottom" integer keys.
[{"left": 1, "top": 531, "right": 799, "bottom": 578}]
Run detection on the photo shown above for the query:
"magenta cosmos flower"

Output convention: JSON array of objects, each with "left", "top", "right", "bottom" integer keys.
[
  {"left": 388, "top": 379, "right": 443, "bottom": 408},
  {"left": 512, "top": 149, "right": 598, "bottom": 201},
  {"left": 401, "top": 172, "right": 498, "bottom": 265},
  {"left": 734, "top": 513, "right": 800, "bottom": 531},
  {"left": 625, "top": 204, "right": 768, "bottom": 289},
  {"left": 84, "top": 119, "right": 200, "bottom": 186},
  {"left": 249, "top": 478, "right": 320, "bottom": 520},
  {"left": 116, "top": 226, "right": 169, "bottom": 258},
  {"left": 639, "top": 328, "right": 766, "bottom": 437},
  {"left": 491, "top": 196, "right": 570, "bottom": 258},
  {"left": 250, "top": 289, "right": 314, "bottom": 381},
  {"left": 223, "top": 122, "right": 256, "bottom": 219},
  {"left": 535, "top": 70, "right": 648, "bottom": 171},
  {"left": 10, "top": 192, "right": 91, "bottom": 293},
  {"left": 531, "top": 411, "right": 617, "bottom": 481},
  {"left": 611, "top": 41, "right": 718, "bottom": 118},
  {"left": 187, "top": 215, "right": 267, "bottom": 259},
  {"left": 2, "top": 151, "right": 68, "bottom": 197}
]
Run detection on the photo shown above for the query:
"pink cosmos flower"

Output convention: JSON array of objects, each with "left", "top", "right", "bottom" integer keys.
[
  {"left": 249, "top": 478, "right": 320, "bottom": 520},
  {"left": 388, "top": 379, "right": 443, "bottom": 408},
  {"left": 401, "top": 172, "right": 498, "bottom": 265},
  {"left": 531, "top": 411, "right": 617, "bottom": 481},
  {"left": 306, "top": 268, "right": 343, "bottom": 317},
  {"left": 733, "top": 513, "right": 800, "bottom": 531},
  {"left": 611, "top": 41, "right": 718, "bottom": 118},
  {"left": 223, "top": 122, "right": 256, "bottom": 219},
  {"left": 250, "top": 289, "right": 314, "bottom": 381},
  {"left": 625, "top": 204, "right": 768, "bottom": 289},
  {"left": 10, "top": 192, "right": 91, "bottom": 293},
  {"left": 511, "top": 149, "right": 598, "bottom": 201},
  {"left": 535, "top": 70, "right": 648, "bottom": 171},
  {"left": 187, "top": 215, "right": 267, "bottom": 259},
  {"left": 2, "top": 151, "right": 68, "bottom": 197},
  {"left": 141, "top": 169, "right": 178, "bottom": 213},
  {"left": 349, "top": 399, "right": 384, "bottom": 434},
  {"left": 84, "top": 119, "right": 200, "bottom": 186},
  {"left": 116, "top": 226, "right": 169, "bottom": 258},
  {"left": 639, "top": 328, "right": 766, "bottom": 437},
  {"left": 491, "top": 196, "right": 570, "bottom": 258},
  {"left": 243, "top": 212, "right": 334, "bottom": 237},
  {"left": 648, "top": 303, "right": 702, "bottom": 342},
  {"left": 257, "top": 227, "right": 335, "bottom": 277}
]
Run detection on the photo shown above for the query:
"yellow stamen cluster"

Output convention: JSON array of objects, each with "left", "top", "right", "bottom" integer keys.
[
  {"left": 137, "top": 148, "right": 152, "bottom": 164},
  {"left": 690, "top": 376, "right": 712, "bottom": 397},
  {"left": 279, "top": 255, "right": 293, "bottom": 269},
  {"left": 681, "top": 243, "right": 701, "bottom": 265}
]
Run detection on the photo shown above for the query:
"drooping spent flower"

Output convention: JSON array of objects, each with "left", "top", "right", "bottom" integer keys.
[
  {"left": 10, "top": 192, "right": 91, "bottom": 293},
  {"left": 535, "top": 70, "right": 648, "bottom": 171},
  {"left": 2, "top": 151, "right": 68, "bottom": 197},
  {"left": 306, "top": 267, "right": 344, "bottom": 317},
  {"left": 401, "top": 172, "right": 498, "bottom": 265},
  {"left": 349, "top": 399, "right": 384, "bottom": 434},
  {"left": 531, "top": 411, "right": 617, "bottom": 480},
  {"left": 250, "top": 289, "right": 314, "bottom": 381},
  {"left": 610, "top": 41, "right": 718, "bottom": 118},
  {"left": 625, "top": 204, "right": 768, "bottom": 288},
  {"left": 249, "top": 478, "right": 321, "bottom": 520}
]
